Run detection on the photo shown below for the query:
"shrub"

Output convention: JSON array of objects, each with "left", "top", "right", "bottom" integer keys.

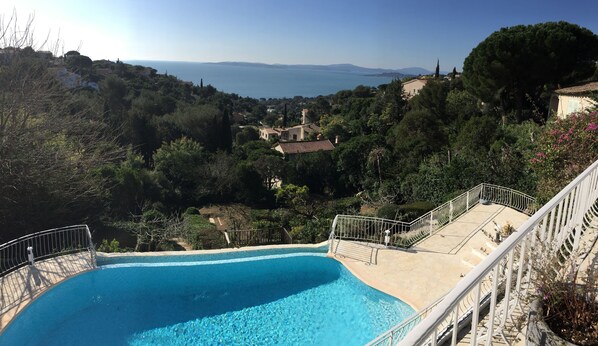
[
  {"left": 97, "top": 239, "right": 122, "bottom": 253},
  {"left": 532, "top": 239, "right": 598, "bottom": 345},
  {"left": 376, "top": 204, "right": 400, "bottom": 220},
  {"left": 182, "top": 214, "right": 225, "bottom": 250},
  {"left": 184, "top": 207, "right": 200, "bottom": 215},
  {"left": 531, "top": 111, "right": 598, "bottom": 203},
  {"left": 376, "top": 201, "right": 435, "bottom": 221}
]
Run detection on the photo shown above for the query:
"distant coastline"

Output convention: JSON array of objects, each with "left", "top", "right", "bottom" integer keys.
[{"left": 127, "top": 60, "right": 426, "bottom": 98}]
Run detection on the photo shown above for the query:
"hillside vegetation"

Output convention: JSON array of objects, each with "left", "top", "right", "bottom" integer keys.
[{"left": 1, "top": 21, "right": 597, "bottom": 250}]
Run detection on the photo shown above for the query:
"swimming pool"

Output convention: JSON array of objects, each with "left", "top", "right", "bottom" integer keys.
[{"left": 1, "top": 250, "right": 414, "bottom": 345}]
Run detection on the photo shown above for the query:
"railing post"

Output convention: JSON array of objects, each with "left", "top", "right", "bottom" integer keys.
[
  {"left": 429, "top": 211, "right": 434, "bottom": 235},
  {"left": 466, "top": 191, "right": 470, "bottom": 211},
  {"left": 27, "top": 246, "right": 35, "bottom": 265},
  {"left": 449, "top": 201, "right": 453, "bottom": 223}
]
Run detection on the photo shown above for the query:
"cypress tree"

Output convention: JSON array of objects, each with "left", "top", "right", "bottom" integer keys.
[
  {"left": 221, "top": 108, "right": 232, "bottom": 152},
  {"left": 435, "top": 59, "right": 440, "bottom": 79}
]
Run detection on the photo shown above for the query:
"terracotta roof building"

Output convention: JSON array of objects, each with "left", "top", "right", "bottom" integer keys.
[
  {"left": 550, "top": 82, "right": 598, "bottom": 118},
  {"left": 403, "top": 79, "right": 428, "bottom": 99},
  {"left": 274, "top": 140, "right": 335, "bottom": 157}
]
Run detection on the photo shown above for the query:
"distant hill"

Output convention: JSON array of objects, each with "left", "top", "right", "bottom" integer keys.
[
  {"left": 206, "top": 61, "right": 423, "bottom": 78},
  {"left": 395, "top": 67, "right": 433, "bottom": 76}
]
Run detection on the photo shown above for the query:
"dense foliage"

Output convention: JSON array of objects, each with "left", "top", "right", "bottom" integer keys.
[
  {"left": 531, "top": 111, "right": 598, "bottom": 202},
  {"left": 463, "top": 21, "right": 598, "bottom": 122},
  {"left": 1, "top": 20, "right": 597, "bottom": 249}
]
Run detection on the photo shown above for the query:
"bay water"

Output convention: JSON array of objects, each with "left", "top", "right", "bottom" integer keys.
[{"left": 128, "top": 60, "right": 394, "bottom": 99}]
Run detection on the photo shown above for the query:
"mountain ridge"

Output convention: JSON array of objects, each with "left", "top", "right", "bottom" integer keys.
[{"left": 208, "top": 61, "right": 433, "bottom": 76}]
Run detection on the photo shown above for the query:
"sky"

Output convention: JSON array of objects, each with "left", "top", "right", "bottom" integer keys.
[{"left": 1, "top": 0, "right": 597, "bottom": 71}]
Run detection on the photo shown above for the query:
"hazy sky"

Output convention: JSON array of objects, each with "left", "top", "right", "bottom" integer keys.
[{"left": 1, "top": 0, "right": 597, "bottom": 70}]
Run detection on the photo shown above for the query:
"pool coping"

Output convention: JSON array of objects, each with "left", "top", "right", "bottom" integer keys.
[{"left": 97, "top": 241, "right": 329, "bottom": 258}]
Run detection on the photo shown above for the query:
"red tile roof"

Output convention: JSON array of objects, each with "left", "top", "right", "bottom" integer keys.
[
  {"left": 555, "top": 82, "right": 598, "bottom": 95},
  {"left": 274, "top": 140, "right": 334, "bottom": 155}
]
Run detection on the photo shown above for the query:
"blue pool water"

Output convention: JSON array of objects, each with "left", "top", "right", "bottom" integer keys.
[{"left": 2, "top": 252, "right": 414, "bottom": 345}]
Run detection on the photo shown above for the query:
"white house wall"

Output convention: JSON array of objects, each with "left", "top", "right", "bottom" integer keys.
[{"left": 557, "top": 95, "right": 596, "bottom": 119}]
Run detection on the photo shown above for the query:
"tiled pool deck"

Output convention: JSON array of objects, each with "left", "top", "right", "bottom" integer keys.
[{"left": 331, "top": 203, "right": 530, "bottom": 311}]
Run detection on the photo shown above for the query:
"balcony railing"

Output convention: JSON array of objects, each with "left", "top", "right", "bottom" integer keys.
[
  {"left": 329, "top": 183, "right": 535, "bottom": 250},
  {"left": 0, "top": 225, "right": 96, "bottom": 314},
  {"left": 395, "top": 159, "right": 598, "bottom": 345}
]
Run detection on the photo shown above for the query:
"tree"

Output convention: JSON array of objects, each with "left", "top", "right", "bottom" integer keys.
[
  {"left": 153, "top": 137, "right": 208, "bottom": 210},
  {"left": 435, "top": 59, "right": 440, "bottom": 79},
  {"left": 463, "top": 21, "right": 598, "bottom": 121},
  {"left": 333, "top": 134, "right": 385, "bottom": 192},
  {"left": 166, "top": 104, "right": 226, "bottom": 152},
  {"left": 367, "top": 79, "right": 407, "bottom": 134},
  {"left": 388, "top": 109, "right": 447, "bottom": 177},
  {"left": 285, "top": 151, "right": 337, "bottom": 195},
  {"left": 117, "top": 208, "right": 184, "bottom": 251},
  {"left": 220, "top": 108, "right": 233, "bottom": 153},
  {"left": 275, "top": 184, "right": 314, "bottom": 218},
  {"left": 0, "top": 17, "right": 122, "bottom": 239},
  {"left": 410, "top": 80, "right": 449, "bottom": 120},
  {"left": 235, "top": 126, "right": 259, "bottom": 146},
  {"left": 66, "top": 54, "right": 92, "bottom": 76},
  {"left": 453, "top": 116, "right": 500, "bottom": 154}
]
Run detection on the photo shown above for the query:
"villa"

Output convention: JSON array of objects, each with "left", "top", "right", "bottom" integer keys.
[
  {"left": 403, "top": 78, "right": 429, "bottom": 99},
  {"left": 549, "top": 81, "right": 598, "bottom": 118},
  {"left": 259, "top": 109, "right": 321, "bottom": 142},
  {"left": 273, "top": 139, "right": 335, "bottom": 158}
]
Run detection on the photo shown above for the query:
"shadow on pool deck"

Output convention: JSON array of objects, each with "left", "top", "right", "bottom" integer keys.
[{"left": 0, "top": 252, "right": 94, "bottom": 331}]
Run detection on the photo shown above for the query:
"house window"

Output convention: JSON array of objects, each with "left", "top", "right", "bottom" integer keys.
[{"left": 293, "top": 134, "right": 297, "bottom": 140}]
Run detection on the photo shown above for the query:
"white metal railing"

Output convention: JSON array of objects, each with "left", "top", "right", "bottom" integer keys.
[
  {"left": 396, "top": 159, "right": 598, "bottom": 346},
  {"left": 0, "top": 225, "right": 96, "bottom": 277},
  {"left": 367, "top": 296, "right": 445, "bottom": 346},
  {"left": 0, "top": 225, "right": 97, "bottom": 314},
  {"left": 480, "top": 184, "right": 537, "bottom": 215},
  {"left": 329, "top": 183, "right": 535, "bottom": 250}
]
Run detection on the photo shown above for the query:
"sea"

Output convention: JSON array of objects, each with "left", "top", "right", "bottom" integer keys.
[{"left": 127, "top": 60, "right": 395, "bottom": 99}]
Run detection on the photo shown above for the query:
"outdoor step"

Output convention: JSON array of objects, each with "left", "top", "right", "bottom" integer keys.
[
  {"left": 472, "top": 248, "right": 488, "bottom": 260},
  {"left": 462, "top": 247, "right": 490, "bottom": 269},
  {"left": 485, "top": 241, "right": 498, "bottom": 252}
]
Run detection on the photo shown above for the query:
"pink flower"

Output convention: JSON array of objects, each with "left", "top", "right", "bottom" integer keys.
[{"left": 586, "top": 123, "right": 598, "bottom": 131}]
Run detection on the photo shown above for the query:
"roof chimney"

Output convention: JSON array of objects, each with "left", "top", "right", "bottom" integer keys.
[{"left": 301, "top": 109, "right": 309, "bottom": 125}]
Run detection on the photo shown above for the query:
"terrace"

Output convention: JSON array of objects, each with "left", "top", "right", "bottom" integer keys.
[{"left": 0, "top": 160, "right": 596, "bottom": 345}]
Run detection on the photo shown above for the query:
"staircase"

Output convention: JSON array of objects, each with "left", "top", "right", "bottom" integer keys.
[{"left": 461, "top": 241, "right": 497, "bottom": 268}]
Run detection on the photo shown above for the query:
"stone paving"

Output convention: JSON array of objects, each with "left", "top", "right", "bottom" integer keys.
[{"left": 331, "top": 203, "right": 530, "bottom": 311}]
